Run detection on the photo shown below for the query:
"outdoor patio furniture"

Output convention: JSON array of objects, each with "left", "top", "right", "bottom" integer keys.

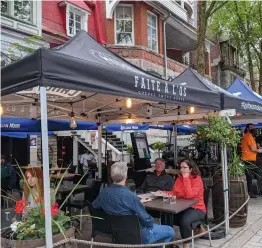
[
  {"left": 107, "top": 214, "right": 142, "bottom": 245},
  {"left": 191, "top": 187, "right": 213, "bottom": 248},
  {"left": 86, "top": 201, "right": 112, "bottom": 248}
]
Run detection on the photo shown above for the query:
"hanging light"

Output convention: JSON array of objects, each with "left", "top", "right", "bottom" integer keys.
[
  {"left": 189, "top": 106, "right": 195, "bottom": 114},
  {"left": 126, "top": 119, "right": 133, "bottom": 124},
  {"left": 126, "top": 98, "right": 132, "bottom": 109},
  {"left": 70, "top": 111, "right": 77, "bottom": 129},
  {"left": 0, "top": 104, "right": 3, "bottom": 116}
]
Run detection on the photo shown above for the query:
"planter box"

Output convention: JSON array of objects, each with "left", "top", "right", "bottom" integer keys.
[{"left": 1, "top": 227, "right": 76, "bottom": 248}]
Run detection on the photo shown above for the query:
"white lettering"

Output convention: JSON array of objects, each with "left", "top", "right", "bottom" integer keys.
[
  {"left": 147, "top": 78, "right": 150, "bottom": 90},
  {"left": 134, "top": 76, "right": 139, "bottom": 87},
  {"left": 151, "top": 80, "right": 155, "bottom": 91},
  {"left": 172, "top": 85, "right": 176, "bottom": 95},
  {"left": 141, "top": 78, "right": 146, "bottom": 89},
  {"left": 156, "top": 81, "right": 161, "bottom": 92},
  {"left": 165, "top": 82, "right": 169, "bottom": 93}
]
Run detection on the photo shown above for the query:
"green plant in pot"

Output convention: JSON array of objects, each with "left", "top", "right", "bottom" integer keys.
[
  {"left": 152, "top": 141, "right": 166, "bottom": 158},
  {"left": 196, "top": 115, "right": 248, "bottom": 228},
  {"left": 127, "top": 145, "right": 134, "bottom": 165}
]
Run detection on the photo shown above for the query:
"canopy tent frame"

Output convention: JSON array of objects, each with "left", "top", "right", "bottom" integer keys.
[{"left": 1, "top": 31, "right": 235, "bottom": 246}]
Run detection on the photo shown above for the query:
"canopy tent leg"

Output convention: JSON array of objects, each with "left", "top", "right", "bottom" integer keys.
[
  {"left": 173, "top": 125, "right": 178, "bottom": 167},
  {"left": 73, "top": 136, "right": 78, "bottom": 173},
  {"left": 40, "top": 87, "right": 53, "bottom": 248},
  {"left": 97, "top": 122, "right": 102, "bottom": 179},
  {"left": 121, "top": 131, "right": 124, "bottom": 162},
  {"left": 221, "top": 144, "right": 230, "bottom": 236}
]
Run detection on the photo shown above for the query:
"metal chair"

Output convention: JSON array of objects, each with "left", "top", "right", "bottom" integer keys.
[
  {"left": 86, "top": 201, "right": 112, "bottom": 248},
  {"left": 66, "top": 179, "right": 102, "bottom": 230},
  {"left": 191, "top": 187, "right": 213, "bottom": 248}
]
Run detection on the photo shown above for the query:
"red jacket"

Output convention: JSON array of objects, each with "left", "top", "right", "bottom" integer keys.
[{"left": 168, "top": 174, "right": 206, "bottom": 213}]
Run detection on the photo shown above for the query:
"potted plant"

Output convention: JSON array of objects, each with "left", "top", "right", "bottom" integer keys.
[
  {"left": 152, "top": 141, "right": 166, "bottom": 158},
  {"left": 127, "top": 145, "right": 134, "bottom": 165},
  {"left": 196, "top": 115, "right": 248, "bottom": 227},
  {"left": 1, "top": 165, "right": 92, "bottom": 247}
]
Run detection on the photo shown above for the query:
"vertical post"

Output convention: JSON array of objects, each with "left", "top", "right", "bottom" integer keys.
[
  {"left": 121, "top": 131, "right": 124, "bottom": 161},
  {"left": 163, "top": 19, "right": 168, "bottom": 80},
  {"left": 173, "top": 125, "right": 178, "bottom": 166},
  {"left": 221, "top": 143, "right": 229, "bottom": 236},
  {"left": 97, "top": 116, "right": 102, "bottom": 178},
  {"left": 40, "top": 87, "right": 53, "bottom": 248},
  {"left": 105, "top": 129, "right": 108, "bottom": 166},
  {"left": 223, "top": 144, "right": 230, "bottom": 235},
  {"left": 73, "top": 136, "right": 78, "bottom": 173}
]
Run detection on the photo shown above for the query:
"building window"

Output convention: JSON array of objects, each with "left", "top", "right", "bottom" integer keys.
[
  {"left": 115, "top": 5, "right": 134, "bottom": 45},
  {"left": 147, "top": 12, "right": 158, "bottom": 52},
  {"left": 65, "top": 3, "right": 88, "bottom": 37},
  {"left": 1, "top": 0, "right": 32, "bottom": 23}
]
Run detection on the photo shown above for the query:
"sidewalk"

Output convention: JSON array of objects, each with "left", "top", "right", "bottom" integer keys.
[{"left": 241, "top": 228, "right": 262, "bottom": 248}]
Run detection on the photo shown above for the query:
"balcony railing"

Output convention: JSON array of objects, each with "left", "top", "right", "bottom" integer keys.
[{"left": 220, "top": 57, "right": 246, "bottom": 77}]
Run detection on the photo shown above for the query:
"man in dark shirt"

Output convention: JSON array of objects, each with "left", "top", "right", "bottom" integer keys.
[
  {"left": 93, "top": 162, "right": 175, "bottom": 248},
  {"left": 138, "top": 158, "right": 173, "bottom": 193},
  {"left": 1, "top": 155, "right": 17, "bottom": 189}
]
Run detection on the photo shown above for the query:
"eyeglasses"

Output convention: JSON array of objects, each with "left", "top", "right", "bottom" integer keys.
[{"left": 180, "top": 166, "right": 189, "bottom": 169}]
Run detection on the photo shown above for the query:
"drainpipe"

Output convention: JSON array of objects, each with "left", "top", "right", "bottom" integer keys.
[{"left": 163, "top": 15, "right": 170, "bottom": 80}]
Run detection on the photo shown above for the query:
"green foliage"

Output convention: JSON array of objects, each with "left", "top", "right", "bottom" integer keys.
[
  {"left": 152, "top": 142, "right": 166, "bottom": 152},
  {"left": 126, "top": 145, "right": 134, "bottom": 154},
  {"left": 196, "top": 115, "right": 244, "bottom": 176},
  {"left": 196, "top": 115, "right": 241, "bottom": 147}
]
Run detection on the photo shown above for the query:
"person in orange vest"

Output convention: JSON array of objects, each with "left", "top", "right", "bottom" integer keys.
[{"left": 241, "top": 123, "right": 262, "bottom": 198}]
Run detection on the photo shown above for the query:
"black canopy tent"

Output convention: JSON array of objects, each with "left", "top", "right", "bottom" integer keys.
[
  {"left": 1, "top": 31, "right": 223, "bottom": 246},
  {"left": 1, "top": 31, "right": 221, "bottom": 111},
  {"left": 171, "top": 68, "right": 262, "bottom": 114}
]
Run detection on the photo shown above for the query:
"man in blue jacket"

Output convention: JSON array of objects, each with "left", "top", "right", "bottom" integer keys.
[{"left": 93, "top": 161, "right": 175, "bottom": 248}]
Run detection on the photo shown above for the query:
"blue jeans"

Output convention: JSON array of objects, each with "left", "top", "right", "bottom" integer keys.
[{"left": 141, "top": 224, "right": 175, "bottom": 248}]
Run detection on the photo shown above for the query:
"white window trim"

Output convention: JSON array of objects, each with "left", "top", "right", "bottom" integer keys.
[
  {"left": 1, "top": 1, "right": 42, "bottom": 36},
  {"left": 114, "top": 4, "right": 134, "bottom": 46},
  {"left": 59, "top": 1, "right": 89, "bottom": 37},
  {"left": 66, "top": 3, "right": 89, "bottom": 37},
  {"left": 147, "top": 11, "right": 158, "bottom": 53}
]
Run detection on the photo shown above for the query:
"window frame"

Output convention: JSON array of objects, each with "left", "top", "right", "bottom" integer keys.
[
  {"left": 147, "top": 11, "right": 158, "bottom": 53},
  {"left": 66, "top": 3, "right": 89, "bottom": 37},
  {"left": 114, "top": 4, "right": 135, "bottom": 46},
  {"left": 1, "top": 0, "right": 33, "bottom": 24}
]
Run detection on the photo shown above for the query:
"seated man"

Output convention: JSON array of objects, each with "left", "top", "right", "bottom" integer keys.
[
  {"left": 138, "top": 158, "right": 173, "bottom": 193},
  {"left": 93, "top": 162, "right": 175, "bottom": 248}
]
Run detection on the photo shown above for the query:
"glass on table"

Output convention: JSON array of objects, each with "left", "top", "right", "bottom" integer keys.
[
  {"left": 163, "top": 195, "right": 169, "bottom": 203},
  {"left": 169, "top": 195, "right": 176, "bottom": 204}
]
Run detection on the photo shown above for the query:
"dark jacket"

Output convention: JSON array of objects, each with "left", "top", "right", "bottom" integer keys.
[
  {"left": 138, "top": 171, "right": 173, "bottom": 193},
  {"left": 93, "top": 184, "right": 154, "bottom": 228}
]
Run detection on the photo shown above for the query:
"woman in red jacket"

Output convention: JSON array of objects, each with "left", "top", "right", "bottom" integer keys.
[{"left": 163, "top": 159, "right": 206, "bottom": 248}]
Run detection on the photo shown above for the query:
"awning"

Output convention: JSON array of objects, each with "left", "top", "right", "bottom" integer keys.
[
  {"left": 227, "top": 78, "right": 262, "bottom": 104},
  {"left": 1, "top": 31, "right": 221, "bottom": 111},
  {"left": 104, "top": 123, "right": 149, "bottom": 132},
  {"left": 1, "top": 132, "right": 53, "bottom": 138}
]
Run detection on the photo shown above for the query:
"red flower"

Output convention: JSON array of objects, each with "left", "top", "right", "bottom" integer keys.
[
  {"left": 231, "top": 130, "right": 235, "bottom": 134},
  {"left": 51, "top": 202, "right": 59, "bottom": 217},
  {"left": 15, "top": 200, "right": 26, "bottom": 214},
  {"left": 41, "top": 202, "right": 59, "bottom": 217}
]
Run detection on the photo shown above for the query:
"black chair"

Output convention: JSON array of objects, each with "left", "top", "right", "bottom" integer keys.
[
  {"left": 107, "top": 214, "right": 142, "bottom": 244},
  {"left": 66, "top": 179, "right": 102, "bottom": 230},
  {"left": 191, "top": 187, "right": 212, "bottom": 248},
  {"left": 1, "top": 177, "right": 10, "bottom": 208},
  {"left": 86, "top": 201, "right": 112, "bottom": 248}
]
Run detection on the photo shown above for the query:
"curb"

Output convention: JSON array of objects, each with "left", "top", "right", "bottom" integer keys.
[{"left": 220, "top": 216, "right": 262, "bottom": 248}]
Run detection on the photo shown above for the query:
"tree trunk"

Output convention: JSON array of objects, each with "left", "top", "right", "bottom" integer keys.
[
  {"left": 196, "top": 1, "right": 207, "bottom": 75},
  {"left": 245, "top": 43, "right": 256, "bottom": 90},
  {"left": 259, "top": 40, "right": 262, "bottom": 95}
]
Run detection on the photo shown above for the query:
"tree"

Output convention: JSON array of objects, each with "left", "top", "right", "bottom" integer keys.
[
  {"left": 196, "top": 1, "right": 228, "bottom": 75},
  {"left": 210, "top": 1, "right": 262, "bottom": 93}
]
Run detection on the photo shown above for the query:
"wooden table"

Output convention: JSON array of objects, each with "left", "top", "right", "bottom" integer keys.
[
  {"left": 50, "top": 173, "right": 76, "bottom": 180},
  {"left": 143, "top": 198, "right": 198, "bottom": 214}
]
